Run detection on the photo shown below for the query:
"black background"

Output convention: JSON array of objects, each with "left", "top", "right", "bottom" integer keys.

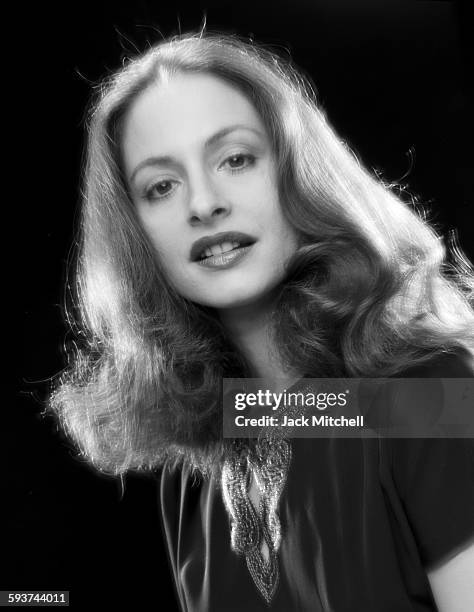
[{"left": 15, "top": 1, "right": 473, "bottom": 610}]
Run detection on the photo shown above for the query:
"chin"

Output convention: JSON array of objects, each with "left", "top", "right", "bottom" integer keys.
[
  {"left": 194, "top": 280, "right": 282, "bottom": 311},
  {"left": 212, "top": 296, "right": 259, "bottom": 310},
  {"left": 198, "top": 294, "right": 258, "bottom": 310}
]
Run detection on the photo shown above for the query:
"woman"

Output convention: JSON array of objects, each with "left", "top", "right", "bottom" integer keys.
[{"left": 48, "top": 32, "right": 474, "bottom": 611}]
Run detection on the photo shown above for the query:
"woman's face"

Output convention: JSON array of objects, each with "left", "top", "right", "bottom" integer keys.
[{"left": 121, "top": 72, "right": 299, "bottom": 310}]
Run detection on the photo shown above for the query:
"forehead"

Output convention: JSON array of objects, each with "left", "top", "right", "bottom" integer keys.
[{"left": 121, "top": 72, "right": 266, "bottom": 166}]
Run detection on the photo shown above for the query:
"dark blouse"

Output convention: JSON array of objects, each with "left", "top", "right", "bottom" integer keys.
[{"left": 158, "top": 350, "right": 474, "bottom": 611}]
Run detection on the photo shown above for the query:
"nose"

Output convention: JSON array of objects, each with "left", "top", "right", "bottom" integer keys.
[{"left": 187, "top": 169, "right": 230, "bottom": 226}]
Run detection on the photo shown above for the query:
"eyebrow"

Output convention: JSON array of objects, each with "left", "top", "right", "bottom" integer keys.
[{"left": 128, "top": 124, "right": 265, "bottom": 184}]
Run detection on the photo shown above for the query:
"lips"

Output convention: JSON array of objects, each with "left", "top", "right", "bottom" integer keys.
[{"left": 190, "top": 231, "right": 257, "bottom": 262}]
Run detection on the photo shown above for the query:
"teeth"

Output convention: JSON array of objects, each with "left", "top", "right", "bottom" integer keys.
[
  {"left": 209, "top": 245, "right": 222, "bottom": 256},
  {"left": 202, "top": 241, "right": 241, "bottom": 258}
]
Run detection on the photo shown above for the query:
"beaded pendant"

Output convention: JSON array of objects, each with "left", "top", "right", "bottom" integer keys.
[{"left": 221, "top": 436, "right": 292, "bottom": 605}]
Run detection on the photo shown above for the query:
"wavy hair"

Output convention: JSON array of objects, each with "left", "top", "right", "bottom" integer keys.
[{"left": 47, "top": 31, "right": 474, "bottom": 477}]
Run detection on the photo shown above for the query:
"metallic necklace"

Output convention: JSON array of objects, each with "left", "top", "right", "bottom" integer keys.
[{"left": 221, "top": 436, "right": 292, "bottom": 605}]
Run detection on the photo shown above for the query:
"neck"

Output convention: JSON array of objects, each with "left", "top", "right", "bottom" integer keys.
[{"left": 217, "top": 293, "right": 300, "bottom": 389}]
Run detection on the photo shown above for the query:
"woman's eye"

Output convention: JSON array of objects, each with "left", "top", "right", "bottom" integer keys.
[
  {"left": 221, "top": 153, "right": 256, "bottom": 172},
  {"left": 144, "top": 180, "right": 176, "bottom": 201}
]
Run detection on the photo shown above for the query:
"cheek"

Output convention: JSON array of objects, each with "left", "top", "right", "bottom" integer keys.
[
  {"left": 274, "top": 221, "right": 299, "bottom": 265},
  {"left": 152, "top": 238, "right": 183, "bottom": 277},
  {"left": 147, "top": 230, "right": 191, "bottom": 283},
  {"left": 134, "top": 210, "right": 192, "bottom": 287},
  {"left": 269, "top": 205, "right": 298, "bottom": 244},
  {"left": 139, "top": 215, "right": 174, "bottom": 256}
]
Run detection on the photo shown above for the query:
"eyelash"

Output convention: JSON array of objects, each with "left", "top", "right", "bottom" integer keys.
[
  {"left": 143, "top": 152, "right": 257, "bottom": 202},
  {"left": 221, "top": 152, "right": 256, "bottom": 174}
]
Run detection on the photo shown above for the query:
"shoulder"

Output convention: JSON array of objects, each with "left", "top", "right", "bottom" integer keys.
[
  {"left": 396, "top": 346, "right": 474, "bottom": 378},
  {"left": 365, "top": 347, "right": 473, "bottom": 429},
  {"left": 383, "top": 348, "right": 474, "bottom": 570}
]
